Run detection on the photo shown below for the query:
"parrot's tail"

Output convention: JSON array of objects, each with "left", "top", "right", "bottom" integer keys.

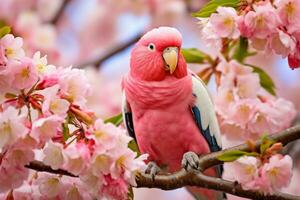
[{"left": 186, "top": 167, "right": 227, "bottom": 200}]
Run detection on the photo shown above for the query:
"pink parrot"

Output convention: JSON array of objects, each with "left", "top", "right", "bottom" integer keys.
[{"left": 122, "top": 27, "right": 224, "bottom": 200}]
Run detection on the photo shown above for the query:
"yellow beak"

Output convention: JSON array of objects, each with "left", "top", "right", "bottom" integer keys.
[{"left": 163, "top": 47, "right": 178, "bottom": 74}]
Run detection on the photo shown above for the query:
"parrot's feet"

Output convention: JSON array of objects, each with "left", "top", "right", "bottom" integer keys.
[
  {"left": 145, "top": 161, "right": 161, "bottom": 181},
  {"left": 182, "top": 151, "right": 199, "bottom": 171}
]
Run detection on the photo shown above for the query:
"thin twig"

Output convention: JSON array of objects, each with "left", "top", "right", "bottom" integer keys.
[
  {"left": 25, "top": 160, "right": 77, "bottom": 177},
  {"left": 78, "top": 33, "right": 143, "bottom": 69},
  {"left": 49, "top": 0, "right": 71, "bottom": 24},
  {"left": 25, "top": 125, "right": 300, "bottom": 200}
]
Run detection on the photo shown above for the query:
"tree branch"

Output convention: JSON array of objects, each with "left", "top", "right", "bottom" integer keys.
[
  {"left": 25, "top": 160, "right": 77, "bottom": 177},
  {"left": 26, "top": 125, "right": 300, "bottom": 200},
  {"left": 49, "top": 0, "right": 71, "bottom": 24},
  {"left": 78, "top": 33, "right": 143, "bottom": 69},
  {"left": 136, "top": 125, "right": 300, "bottom": 200}
]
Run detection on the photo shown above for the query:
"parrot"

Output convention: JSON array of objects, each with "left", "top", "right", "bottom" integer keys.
[{"left": 122, "top": 26, "right": 224, "bottom": 200}]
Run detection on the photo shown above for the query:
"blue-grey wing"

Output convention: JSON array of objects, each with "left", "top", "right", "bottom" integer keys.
[
  {"left": 190, "top": 74, "right": 223, "bottom": 175},
  {"left": 122, "top": 91, "right": 136, "bottom": 141}
]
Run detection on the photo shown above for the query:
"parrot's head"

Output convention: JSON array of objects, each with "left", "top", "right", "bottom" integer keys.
[{"left": 130, "top": 26, "right": 187, "bottom": 81}]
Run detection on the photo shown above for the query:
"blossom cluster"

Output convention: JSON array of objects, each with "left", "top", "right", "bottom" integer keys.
[
  {"left": 0, "top": 33, "right": 146, "bottom": 200},
  {"left": 224, "top": 154, "right": 293, "bottom": 194},
  {"left": 214, "top": 60, "right": 296, "bottom": 141},
  {"left": 0, "top": 0, "right": 61, "bottom": 62},
  {"left": 199, "top": 0, "right": 300, "bottom": 69}
]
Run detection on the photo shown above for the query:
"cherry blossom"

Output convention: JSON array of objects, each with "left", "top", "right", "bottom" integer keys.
[
  {"left": 224, "top": 156, "right": 260, "bottom": 190},
  {"left": 275, "top": 0, "right": 300, "bottom": 33},
  {"left": 10, "top": 57, "right": 38, "bottom": 90},
  {"left": 0, "top": 34, "right": 25, "bottom": 60},
  {"left": 58, "top": 67, "right": 91, "bottom": 106},
  {"left": 42, "top": 141, "right": 65, "bottom": 170},
  {"left": 260, "top": 154, "right": 293, "bottom": 193},
  {"left": 31, "top": 115, "right": 63, "bottom": 143},
  {"left": 210, "top": 7, "right": 240, "bottom": 39},
  {"left": 0, "top": 107, "right": 27, "bottom": 150},
  {"left": 224, "top": 154, "right": 293, "bottom": 194},
  {"left": 215, "top": 60, "right": 296, "bottom": 141}
]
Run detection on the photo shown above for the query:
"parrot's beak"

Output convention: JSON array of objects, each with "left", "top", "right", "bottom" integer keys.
[{"left": 163, "top": 47, "right": 178, "bottom": 74}]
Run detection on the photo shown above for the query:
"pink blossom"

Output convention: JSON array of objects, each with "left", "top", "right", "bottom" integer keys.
[
  {"left": 30, "top": 25, "right": 57, "bottom": 51},
  {"left": 42, "top": 141, "right": 65, "bottom": 170},
  {"left": 79, "top": 169, "right": 103, "bottom": 196},
  {"left": 240, "top": 3, "right": 279, "bottom": 39},
  {"left": 58, "top": 67, "right": 91, "bottom": 106},
  {"left": 90, "top": 119, "right": 131, "bottom": 152},
  {"left": 63, "top": 142, "right": 89, "bottom": 175},
  {"left": 249, "top": 97, "right": 297, "bottom": 138},
  {"left": 260, "top": 155, "right": 293, "bottom": 193},
  {"left": 37, "top": 174, "right": 62, "bottom": 198},
  {"left": 36, "top": 74, "right": 59, "bottom": 90},
  {"left": 0, "top": 43, "right": 7, "bottom": 67},
  {"left": 0, "top": 147, "right": 34, "bottom": 192},
  {"left": 226, "top": 99, "right": 257, "bottom": 127},
  {"left": 31, "top": 115, "right": 63, "bottom": 143},
  {"left": 63, "top": 185, "right": 85, "bottom": 200},
  {"left": 14, "top": 11, "right": 40, "bottom": 35},
  {"left": 41, "top": 85, "right": 70, "bottom": 117},
  {"left": 198, "top": 18, "right": 222, "bottom": 49},
  {"left": 33, "top": 51, "right": 56, "bottom": 77},
  {"left": 275, "top": 0, "right": 300, "bottom": 33},
  {"left": 0, "top": 34, "right": 25, "bottom": 60},
  {"left": 110, "top": 148, "right": 147, "bottom": 184},
  {"left": 0, "top": 107, "right": 28, "bottom": 150},
  {"left": 224, "top": 156, "right": 260, "bottom": 190},
  {"left": 101, "top": 175, "right": 128, "bottom": 200},
  {"left": 210, "top": 7, "right": 240, "bottom": 39},
  {"left": 91, "top": 154, "right": 112, "bottom": 176},
  {"left": 85, "top": 69, "right": 122, "bottom": 118},
  {"left": 216, "top": 60, "right": 260, "bottom": 99},
  {"left": 215, "top": 60, "right": 296, "bottom": 141},
  {"left": 288, "top": 42, "right": 300, "bottom": 69},
  {"left": 0, "top": 70, "right": 15, "bottom": 93},
  {"left": 269, "top": 30, "right": 296, "bottom": 56},
  {"left": 10, "top": 57, "right": 38, "bottom": 90}
]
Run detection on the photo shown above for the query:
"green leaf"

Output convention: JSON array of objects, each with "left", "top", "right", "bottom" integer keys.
[
  {"left": 260, "top": 134, "right": 275, "bottom": 154},
  {"left": 217, "top": 150, "right": 259, "bottom": 162},
  {"left": 233, "top": 37, "right": 249, "bottom": 62},
  {"left": 0, "top": 26, "right": 11, "bottom": 38},
  {"left": 181, "top": 48, "right": 207, "bottom": 63},
  {"left": 127, "top": 186, "right": 134, "bottom": 200},
  {"left": 104, "top": 112, "right": 123, "bottom": 126},
  {"left": 62, "top": 122, "right": 70, "bottom": 141},
  {"left": 248, "top": 65, "right": 276, "bottom": 96},
  {"left": 192, "top": 0, "right": 240, "bottom": 18},
  {"left": 0, "top": 20, "right": 6, "bottom": 29},
  {"left": 128, "top": 140, "right": 141, "bottom": 156}
]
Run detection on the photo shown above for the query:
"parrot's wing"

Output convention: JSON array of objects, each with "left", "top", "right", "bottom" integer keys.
[
  {"left": 122, "top": 91, "right": 136, "bottom": 141},
  {"left": 190, "top": 74, "right": 222, "bottom": 152}
]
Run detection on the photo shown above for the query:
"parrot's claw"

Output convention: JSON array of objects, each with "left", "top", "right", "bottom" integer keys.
[
  {"left": 182, "top": 151, "right": 199, "bottom": 171},
  {"left": 145, "top": 161, "right": 161, "bottom": 181}
]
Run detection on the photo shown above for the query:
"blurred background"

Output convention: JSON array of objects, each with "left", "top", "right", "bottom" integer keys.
[{"left": 1, "top": 0, "right": 300, "bottom": 199}]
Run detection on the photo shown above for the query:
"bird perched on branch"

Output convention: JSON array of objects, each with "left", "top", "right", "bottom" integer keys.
[{"left": 122, "top": 27, "right": 224, "bottom": 200}]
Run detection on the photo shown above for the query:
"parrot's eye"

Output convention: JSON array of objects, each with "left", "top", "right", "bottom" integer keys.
[{"left": 148, "top": 43, "right": 155, "bottom": 51}]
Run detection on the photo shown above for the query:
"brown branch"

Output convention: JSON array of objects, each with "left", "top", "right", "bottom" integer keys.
[
  {"left": 26, "top": 125, "right": 300, "bottom": 200},
  {"left": 25, "top": 160, "right": 77, "bottom": 177},
  {"left": 49, "top": 0, "right": 71, "bottom": 24},
  {"left": 78, "top": 33, "right": 143, "bottom": 69},
  {"left": 136, "top": 125, "right": 300, "bottom": 200}
]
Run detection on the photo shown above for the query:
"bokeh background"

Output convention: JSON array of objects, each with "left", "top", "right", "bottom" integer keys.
[{"left": 2, "top": 0, "right": 300, "bottom": 199}]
